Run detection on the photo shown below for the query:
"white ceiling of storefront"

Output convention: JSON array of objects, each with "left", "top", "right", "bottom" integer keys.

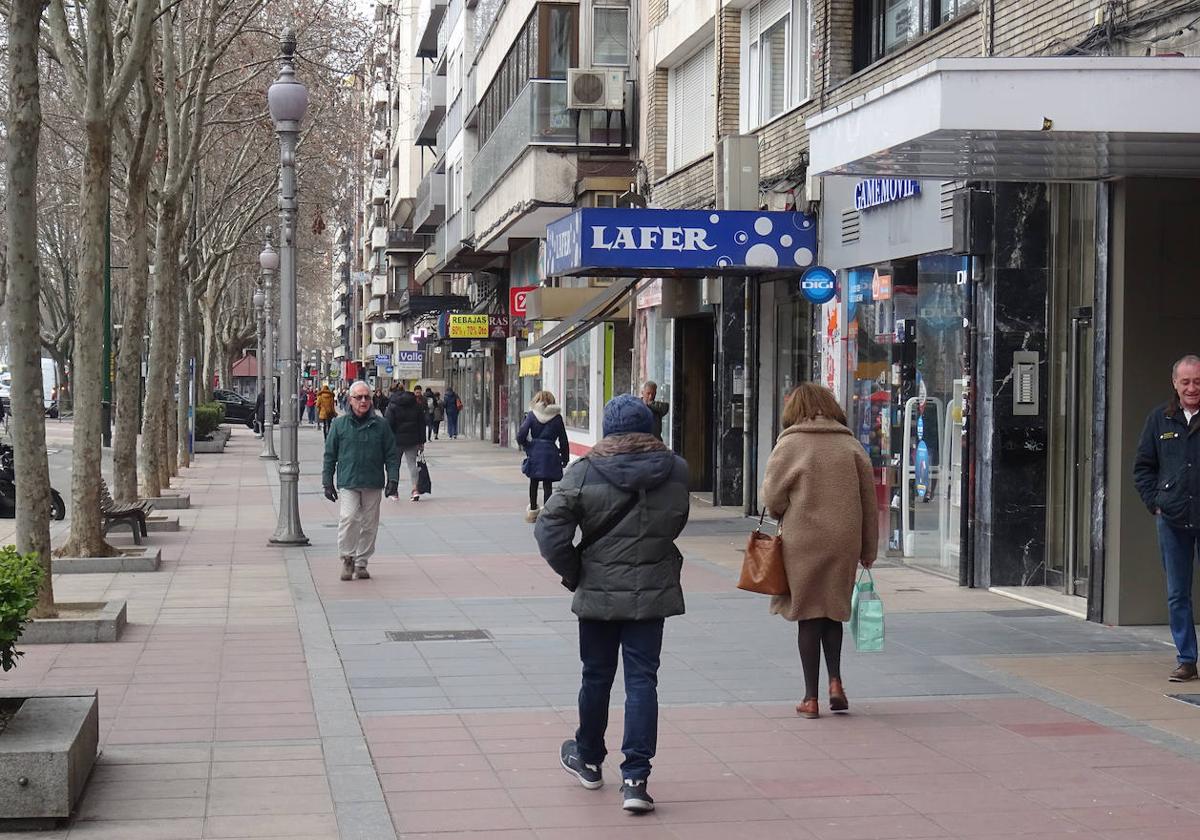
[{"left": 808, "top": 58, "right": 1200, "bottom": 181}]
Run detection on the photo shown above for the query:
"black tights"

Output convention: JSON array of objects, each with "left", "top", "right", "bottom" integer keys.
[
  {"left": 797, "top": 618, "right": 843, "bottom": 700},
  {"left": 529, "top": 478, "right": 553, "bottom": 509}
]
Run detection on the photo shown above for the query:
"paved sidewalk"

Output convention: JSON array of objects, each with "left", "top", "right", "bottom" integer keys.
[{"left": 2, "top": 424, "right": 1200, "bottom": 838}]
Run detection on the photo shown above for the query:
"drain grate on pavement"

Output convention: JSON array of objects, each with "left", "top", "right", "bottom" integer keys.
[
  {"left": 385, "top": 629, "right": 493, "bottom": 642},
  {"left": 1168, "top": 694, "right": 1200, "bottom": 707}
]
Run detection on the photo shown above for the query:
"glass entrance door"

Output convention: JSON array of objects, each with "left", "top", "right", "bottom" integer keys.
[{"left": 1046, "top": 184, "right": 1096, "bottom": 597}]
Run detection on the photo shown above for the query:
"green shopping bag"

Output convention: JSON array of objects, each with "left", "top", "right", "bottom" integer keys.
[{"left": 849, "top": 568, "right": 884, "bottom": 652}]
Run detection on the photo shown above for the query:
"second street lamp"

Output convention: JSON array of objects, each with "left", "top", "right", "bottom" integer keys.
[
  {"left": 253, "top": 285, "right": 266, "bottom": 439},
  {"left": 259, "top": 232, "right": 279, "bottom": 461}
]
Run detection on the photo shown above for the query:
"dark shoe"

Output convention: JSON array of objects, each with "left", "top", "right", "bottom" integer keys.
[
  {"left": 340, "top": 557, "right": 354, "bottom": 581},
  {"left": 411, "top": 492, "right": 420, "bottom": 502},
  {"left": 560, "top": 740, "right": 603, "bottom": 790},
  {"left": 829, "top": 678, "right": 849, "bottom": 713},
  {"left": 620, "top": 779, "right": 654, "bottom": 813},
  {"left": 354, "top": 566, "right": 370, "bottom": 580},
  {"left": 1169, "top": 662, "right": 1198, "bottom": 682},
  {"left": 796, "top": 697, "right": 819, "bottom": 719}
]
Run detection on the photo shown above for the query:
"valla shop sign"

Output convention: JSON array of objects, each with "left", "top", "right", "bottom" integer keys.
[
  {"left": 543, "top": 208, "right": 817, "bottom": 277},
  {"left": 853, "top": 179, "right": 921, "bottom": 211}
]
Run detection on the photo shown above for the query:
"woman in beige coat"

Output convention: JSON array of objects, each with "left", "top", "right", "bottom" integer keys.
[{"left": 761, "top": 383, "right": 878, "bottom": 719}]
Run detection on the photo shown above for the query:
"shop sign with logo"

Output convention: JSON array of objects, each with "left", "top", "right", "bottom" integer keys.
[
  {"left": 394, "top": 350, "right": 423, "bottom": 375},
  {"left": 488, "top": 316, "right": 510, "bottom": 339},
  {"left": 374, "top": 354, "right": 391, "bottom": 366},
  {"left": 853, "top": 179, "right": 921, "bottom": 211},
  {"left": 448, "top": 314, "right": 490, "bottom": 338},
  {"left": 799, "top": 266, "right": 837, "bottom": 305},
  {"left": 543, "top": 208, "right": 817, "bottom": 277},
  {"left": 509, "top": 286, "right": 536, "bottom": 318}
]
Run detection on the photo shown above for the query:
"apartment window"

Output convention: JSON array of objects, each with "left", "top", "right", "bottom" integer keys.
[
  {"left": 854, "top": 0, "right": 976, "bottom": 68},
  {"left": 741, "top": 0, "right": 808, "bottom": 130},
  {"left": 667, "top": 43, "right": 714, "bottom": 171},
  {"left": 448, "top": 51, "right": 461, "bottom": 103},
  {"left": 447, "top": 161, "right": 457, "bottom": 217},
  {"left": 453, "top": 160, "right": 464, "bottom": 213},
  {"left": 593, "top": 6, "right": 630, "bottom": 66}
]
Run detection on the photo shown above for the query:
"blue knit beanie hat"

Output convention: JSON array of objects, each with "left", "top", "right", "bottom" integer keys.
[{"left": 603, "top": 394, "right": 654, "bottom": 437}]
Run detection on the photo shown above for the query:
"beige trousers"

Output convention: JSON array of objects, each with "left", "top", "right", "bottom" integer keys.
[{"left": 337, "top": 487, "right": 383, "bottom": 567}]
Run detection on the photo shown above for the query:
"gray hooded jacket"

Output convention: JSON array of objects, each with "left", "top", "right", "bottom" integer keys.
[{"left": 535, "top": 433, "right": 690, "bottom": 621}]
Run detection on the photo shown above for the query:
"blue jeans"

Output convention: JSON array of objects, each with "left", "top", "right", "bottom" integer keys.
[
  {"left": 446, "top": 413, "right": 458, "bottom": 438},
  {"left": 1157, "top": 517, "right": 1199, "bottom": 664},
  {"left": 575, "top": 618, "right": 664, "bottom": 782}
]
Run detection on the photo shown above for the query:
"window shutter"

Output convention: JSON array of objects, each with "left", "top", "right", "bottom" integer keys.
[{"left": 668, "top": 43, "right": 714, "bottom": 169}]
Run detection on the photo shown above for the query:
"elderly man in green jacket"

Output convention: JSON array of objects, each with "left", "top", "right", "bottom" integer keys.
[{"left": 323, "top": 380, "right": 400, "bottom": 581}]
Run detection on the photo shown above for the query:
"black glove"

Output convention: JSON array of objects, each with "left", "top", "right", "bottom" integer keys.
[
  {"left": 560, "top": 576, "right": 578, "bottom": 592},
  {"left": 323, "top": 485, "right": 338, "bottom": 502},
  {"left": 384, "top": 480, "right": 399, "bottom": 498}
]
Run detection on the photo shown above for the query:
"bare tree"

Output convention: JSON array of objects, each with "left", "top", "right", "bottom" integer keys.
[
  {"left": 46, "top": 0, "right": 157, "bottom": 557},
  {"left": 6, "top": 0, "right": 56, "bottom": 615}
]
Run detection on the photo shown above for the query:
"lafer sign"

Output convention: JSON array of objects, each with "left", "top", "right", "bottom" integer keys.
[
  {"left": 509, "top": 286, "right": 537, "bottom": 318},
  {"left": 543, "top": 208, "right": 817, "bottom": 277},
  {"left": 448, "top": 314, "right": 490, "bottom": 339}
]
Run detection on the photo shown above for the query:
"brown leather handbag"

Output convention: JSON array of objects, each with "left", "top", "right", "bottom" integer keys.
[{"left": 738, "top": 511, "right": 789, "bottom": 596}]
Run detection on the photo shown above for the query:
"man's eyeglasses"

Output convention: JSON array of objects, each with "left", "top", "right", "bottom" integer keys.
[{"left": 350, "top": 395, "right": 372, "bottom": 401}]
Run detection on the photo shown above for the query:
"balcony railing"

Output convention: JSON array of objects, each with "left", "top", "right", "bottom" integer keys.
[
  {"left": 472, "top": 79, "right": 635, "bottom": 202},
  {"left": 415, "top": 0, "right": 447, "bottom": 58},
  {"left": 370, "top": 177, "right": 389, "bottom": 205},
  {"left": 387, "top": 227, "right": 425, "bottom": 252},
  {"left": 415, "top": 74, "right": 446, "bottom": 146},
  {"left": 437, "top": 0, "right": 463, "bottom": 59},
  {"left": 370, "top": 226, "right": 389, "bottom": 249},
  {"left": 413, "top": 170, "right": 446, "bottom": 233},
  {"left": 371, "top": 81, "right": 389, "bottom": 111}
]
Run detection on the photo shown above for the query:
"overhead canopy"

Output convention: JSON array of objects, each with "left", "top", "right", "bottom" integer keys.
[
  {"left": 808, "top": 58, "right": 1200, "bottom": 181},
  {"left": 522, "top": 278, "right": 645, "bottom": 358},
  {"left": 544, "top": 208, "right": 817, "bottom": 278}
]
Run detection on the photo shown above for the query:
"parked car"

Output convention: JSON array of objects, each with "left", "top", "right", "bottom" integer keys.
[{"left": 212, "top": 389, "right": 256, "bottom": 428}]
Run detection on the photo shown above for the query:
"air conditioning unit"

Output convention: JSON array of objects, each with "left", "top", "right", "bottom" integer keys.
[
  {"left": 372, "top": 322, "right": 404, "bottom": 342},
  {"left": 567, "top": 68, "right": 625, "bottom": 110}
]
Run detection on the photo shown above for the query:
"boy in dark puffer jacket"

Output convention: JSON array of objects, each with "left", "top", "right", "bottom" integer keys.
[{"left": 535, "top": 394, "right": 689, "bottom": 814}]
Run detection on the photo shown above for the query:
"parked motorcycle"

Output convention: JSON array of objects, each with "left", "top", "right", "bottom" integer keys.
[{"left": 0, "top": 442, "right": 66, "bottom": 520}]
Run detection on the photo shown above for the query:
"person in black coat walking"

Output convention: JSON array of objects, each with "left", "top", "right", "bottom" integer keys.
[
  {"left": 517, "top": 390, "right": 570, "bottom": 522},
  {"left": 384, "top": 384, "right": 427, "bottom": 501}
]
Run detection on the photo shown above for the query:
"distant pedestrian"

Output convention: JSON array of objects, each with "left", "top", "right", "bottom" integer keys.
[
  {"left": 641, "top": 381, "right": 669, "bottom": 442},
  {"left": 429, "top": 392, "right": 444, "bottom": 440},
  {"left": 254, "top": 390, "right": 265, "bottom": 436},
  {"left": 306, "top": 387, "right": 317, "bottom": 425},
  {"left": 1134, "top": 354, "right": 1200, "bottom": 682},
  {"left": 373, "top": 388, "right": 387, "bottom": 413},
  {"left": 760, "top": 383, "right": 877, "bottom": 719},
  {"left": 316, "top": 384, "right": 337, "bottom": 439},
  {"left": 322, "top": 381, "right": 400, "bottom": 581},
  {"left": 384, "top": 383, "right": 426, "bottom": 502},
  {"left": 517, "top": 390, "right": 569, "bottom": 522},
  {"left": 444, "top": 386, "right": 461, "bottom": 439},
  {"left": 535, "top": 395, "right": 690, "bottom": 814}
]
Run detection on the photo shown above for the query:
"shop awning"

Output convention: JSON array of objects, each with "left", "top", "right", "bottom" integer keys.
[
  {"left": 808, "top": 58, "right": 1200, "bottom": 181},
  {"left": 522, "top": 278, "right": 645, "bottom": 358}
]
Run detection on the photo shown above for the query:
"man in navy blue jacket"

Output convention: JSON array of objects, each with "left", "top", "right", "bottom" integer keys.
[{"left": 1134, "top": 354, "right": 1200, "bottom": 682}]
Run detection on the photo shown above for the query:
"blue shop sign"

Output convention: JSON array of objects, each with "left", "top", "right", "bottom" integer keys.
[
  {"left": 799, "top": 266, "right": 837, "bottom": 304},
  {"left": 854, "top": 179, "right": 921, "bottom": 211},
  {"left": 396, "top": 350, "right": 423, "bottom": 365},
  {"left": 543, "top": 208, "right": 817, "bottom": 277}
]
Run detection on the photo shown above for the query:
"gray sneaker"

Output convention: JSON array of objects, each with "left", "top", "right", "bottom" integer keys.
[
  {"left": 354, "top": 565, "right": 370, "bottom": 580},
  {"left": 620, "top": 779, "right": 654, "bottom": 813},
  {"left": 560, "top": 740, "right": 602, "bottom": 789},
  {"left": 340, "top": 557, "right": 354, "bottom": 581}
]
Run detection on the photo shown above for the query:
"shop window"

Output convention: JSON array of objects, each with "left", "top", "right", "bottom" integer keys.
[
  {"left": 853, "top": 0, "right": 977, "bottom": 69},
  {"left": 741, "top": 0, "right": 809, "bottom": 130},
  {"left": 667, "top": 43, "right": 714, "bottom": 171},
  {"left": 593, "top": 6, "right": 630, "bottom": 66},
  {"left": 562, "top": 339, "right": 591, "bottom": 430}
]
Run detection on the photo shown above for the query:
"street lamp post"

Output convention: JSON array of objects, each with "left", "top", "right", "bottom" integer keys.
[
  {"left": 267, "top": 30, "right": 309, "bottom": 545},
  {"left": 253, "top": 284, "right": 266, "bottom": 439},
  {"left": 259, "top": 232, "right": 279, "bottom": 460}
]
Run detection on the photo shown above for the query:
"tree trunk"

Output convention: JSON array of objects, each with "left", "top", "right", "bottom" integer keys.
[
  {"left": 201, "top": 301, "right": 219, "bottom": 399},
  {"left": 57, "top": 118, "right": 118, "bottom": 559},
  {"left": 6, "top": 0, "right": 56, "bottom": 615},
  {"left": 140, "top": 207, "right": 181, "bottom": 498},
  {"left": 113, "top": 193, "right": 150, "bottom": 503},
  {"left": 176, "top": 284, "right": 194, "bottom": 469}
]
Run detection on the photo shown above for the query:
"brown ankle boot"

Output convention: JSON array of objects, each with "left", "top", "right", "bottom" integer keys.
[
  {"left": 795, "top": 697, "right": 819, "bottom": 719},
  {"left": 829, "top": 679, "right": 848, "bottom": 713}
]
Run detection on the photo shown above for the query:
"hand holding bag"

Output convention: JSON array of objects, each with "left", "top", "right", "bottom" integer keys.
[
  {"left": 738, "top": 511, "right": 789, "bottom": 596},
  {"left": 416, "top": 458, "right": 432, "bottom": 495},
  {"left": 849, "top": 568, "right": 885, "bottom": 652}
]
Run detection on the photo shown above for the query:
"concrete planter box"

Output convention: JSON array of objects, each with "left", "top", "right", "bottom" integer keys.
[
  {"left": 194, "top": 437, "right": 227, "bottom": 454},
  {"left": 0, "top": 689, "right": 99, "bottom": 828},
  {"left": 52, "top": 546, "right": 161, "bottom": 574},
  {"left": 18, "top": 600, "right": 127, "bottom": 644},
  {"left": 145, "top": 514, "right": 180, "bottom": 532},
  {"left": 142, "top": 493, "right": 190, "bottom": 510}
]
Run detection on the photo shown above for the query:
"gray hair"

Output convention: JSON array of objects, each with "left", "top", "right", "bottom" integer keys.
[
  {"left": 1172, "top": 355, "right": 1200, "bottom": 379},
  {"left": 349, "top": 380, "right": 372, "bottom": 396},
  {"left": 642, "top": 381, "right": 657, "bottom": 391}
]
